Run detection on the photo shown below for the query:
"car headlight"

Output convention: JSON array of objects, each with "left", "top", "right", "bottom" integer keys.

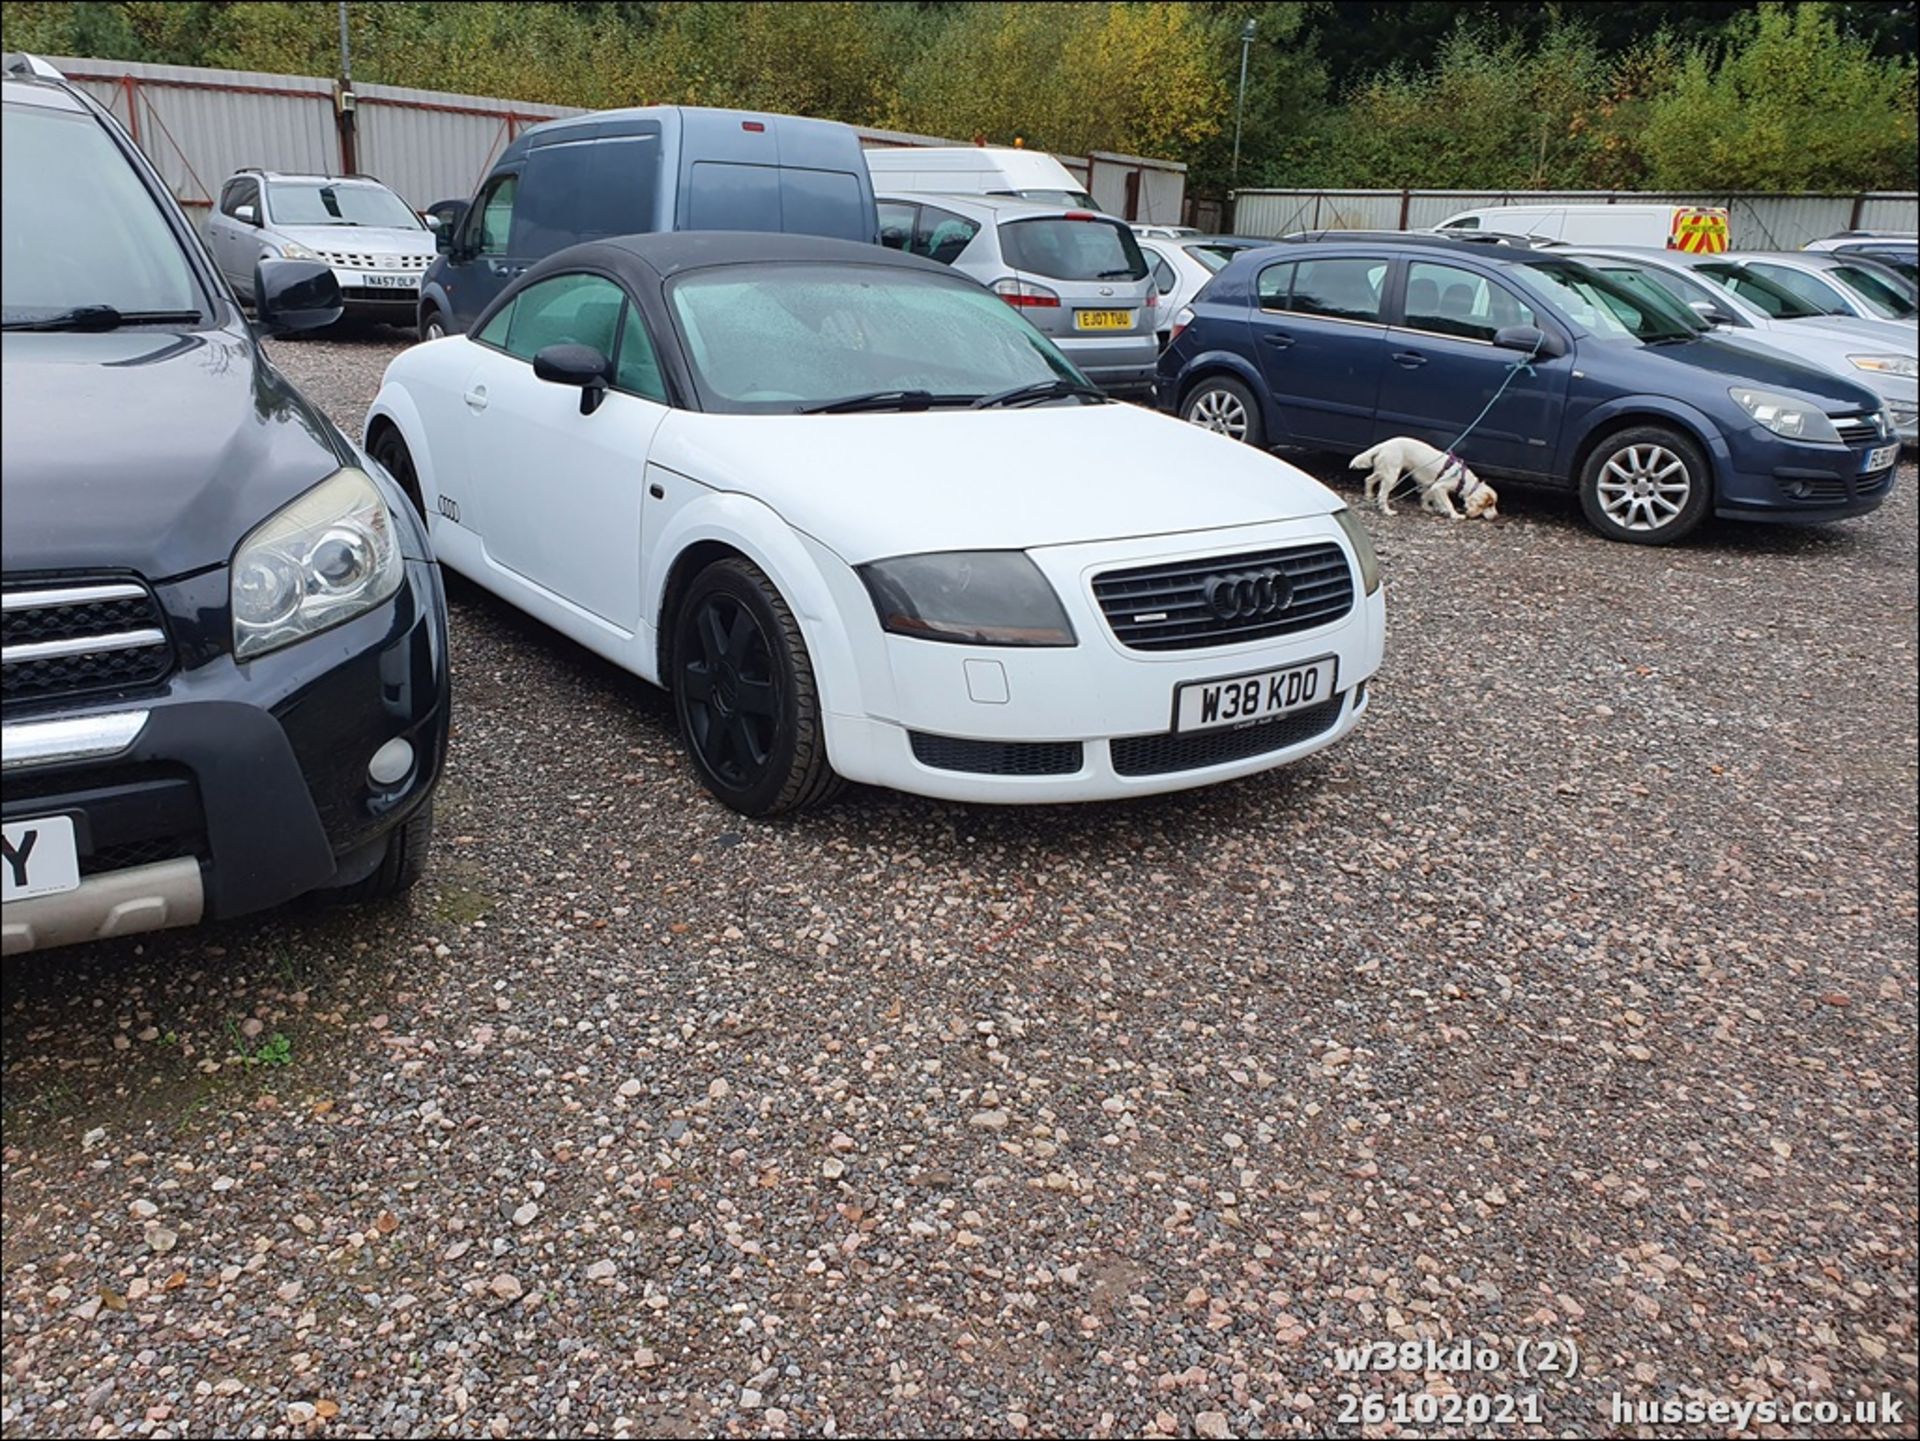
[
  {"left": 857, "top": 551, "right": 1075, "bottom": 646},
  {"left": 278, "top": 240, "right": 321, "bottom": 261},
  {"left": 1849, "top": 354, "right": 1919, "bottom": 380},
  {"left": 231, "top": 468, "right": 403, "bottom": 661},
  {"left": 1332, "top": 508, "right": 1382, "bottom": 596},
  {"left": 1728, "top": 387, "right": 1841, "bottom": 443}
]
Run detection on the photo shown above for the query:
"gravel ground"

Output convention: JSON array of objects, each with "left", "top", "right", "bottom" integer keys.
[{"left": 4, "top": 328, "right": 1915, "bottom": 1440}]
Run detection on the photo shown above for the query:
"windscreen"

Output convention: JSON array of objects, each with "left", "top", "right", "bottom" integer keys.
[
  {"left": 2, "top": 102, "right": 202, "bottom": 324},
  {"left": 1514, "top": 260, "right": 1696, "bottom": 342},
  {"left": 1830, "top": 263, "right": 1917, "bottom": 319},
  {"left": 999, "top": 217, "right": 1148, "bottom": 282},
  {"left": 268, "top": 181, "right": 423, "bottom": 229},
  {"left": 667, "top": 263, "right": 1083, "bottom": 414},
  {"left": 1695, "top": 263, "right": 1827, "bottom": 319}
]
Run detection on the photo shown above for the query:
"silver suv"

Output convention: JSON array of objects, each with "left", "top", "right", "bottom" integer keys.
[
  {"left": 206, "top": 170, "right": 435, "bottom": 325},
  {"left": 878, "top": 193, "right": 1159, "bottom": 397}
]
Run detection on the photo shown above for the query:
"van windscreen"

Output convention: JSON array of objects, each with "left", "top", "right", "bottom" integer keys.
[{"left": 999, "top": 217, "right": 1147, "bottom": 282}]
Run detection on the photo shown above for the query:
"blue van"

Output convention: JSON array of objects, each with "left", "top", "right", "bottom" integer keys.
[
  {"left": 1158, "top": 237, "right": 1900, "bottom": 544},
  {"left": 417, "top": 106, "right": 878, "bottom": 340}
]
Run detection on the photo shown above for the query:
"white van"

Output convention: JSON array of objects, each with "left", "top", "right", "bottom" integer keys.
[
  {"left": 1436, "top": 203, "right": 1730, "bottom": 253},
  {"left": 863, "top": 145, "right": 1096, "bottom": 210}
]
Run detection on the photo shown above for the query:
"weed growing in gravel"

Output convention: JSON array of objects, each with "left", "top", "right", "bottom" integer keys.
[{"left": 223, "top": 1020, "right": 293, "bottom": 1068}]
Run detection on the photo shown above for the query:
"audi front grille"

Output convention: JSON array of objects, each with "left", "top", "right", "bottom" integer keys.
[
  {"left": 1091, "top": 542, "right": 1355, "bottom": 651},
  {"left": 2, "top": 579, "right": 176, "bottom": 706}
]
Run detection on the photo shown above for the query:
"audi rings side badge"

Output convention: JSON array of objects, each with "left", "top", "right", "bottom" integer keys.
[{"left": 1204, "top": 569, "right": 1294, "bottom": 621}]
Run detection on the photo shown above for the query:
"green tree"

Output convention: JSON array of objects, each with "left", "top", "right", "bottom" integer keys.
[{"left": 1641, "top": 2, "right": 1919, "bottom": 189}]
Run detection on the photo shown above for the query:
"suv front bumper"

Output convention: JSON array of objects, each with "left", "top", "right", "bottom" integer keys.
[{"left": 2, "top": 559, "right": 448, "bottom": 954}]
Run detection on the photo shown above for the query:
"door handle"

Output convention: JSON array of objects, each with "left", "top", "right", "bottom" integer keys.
[
  {"left": 463, "top": 384, "right": 489, "bottom": 412},
  {"left": 1261, "top": 332, "right": 1295, "bottom": 349},
  {"left": 1391, "top": 351, "right": 1427, "bottom": 368}
]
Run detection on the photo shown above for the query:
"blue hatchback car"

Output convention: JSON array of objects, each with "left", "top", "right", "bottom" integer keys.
[{"left": 1157, "top": 237, "right": 1901, "bottom": 544}]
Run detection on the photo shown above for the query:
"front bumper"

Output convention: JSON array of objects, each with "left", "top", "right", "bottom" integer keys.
[
  {"left": 2, "top": 559, "right": 448, "bottom": 954},
  {"left": 330, "top": 269, "right": 427, "bottom": 316},
  {"left": 811, "top": 518, "right": 1386, "bottom": 803},
  {"left": 1712, "top": 423, "right": 1901, "bottom": 521}
]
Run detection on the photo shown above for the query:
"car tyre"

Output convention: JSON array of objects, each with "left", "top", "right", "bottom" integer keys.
[
  {"left": 1181, "top": 376, "right": 1264, "bottom": 447},
  {"left": 330, "top": 801, "right": 434, "bottom": 903},
  {"left": 369, "top": 427, "right": 428, "bottom": 524},
  {"left": 1579, "top": 424, "right": 1711, "bottom": 545},
  {"left": 672, "top": 558, "right": 842, "bottom": 817},
  {"left": 420, "top": 308, "right": 448, "bottom": 344}
]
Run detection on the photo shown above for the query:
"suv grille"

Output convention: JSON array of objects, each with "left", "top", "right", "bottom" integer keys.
[
  {"left": 2, "top": 580, "right": 175, "bottom": 706},
  {"left": 1092, "top": 543, "right": 1355, "bottom": 651},
  {"left": 318, "top": 250, "right": 431, "bottom": 271}
]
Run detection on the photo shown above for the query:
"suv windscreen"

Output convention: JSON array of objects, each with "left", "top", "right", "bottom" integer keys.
[
  {"left": 999, "top": 217, "right": 1148, "bottom": 282},
  {"left": 268, "top": 181, "right": 422, "bottom": 229},
  {"left": 2, "top": 100, "right": 204, "bottom": 326},
  {"left": 1514, "top": 260, "right": 1696, "bottom": 342}
]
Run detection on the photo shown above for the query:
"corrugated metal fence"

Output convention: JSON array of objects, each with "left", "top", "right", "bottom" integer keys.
[
  {"left": 47, "top": 55, "right": 1188, "bottom": 226},
  {"left": 1233, "top": 188, "right": 1920, "bottom": 250}
]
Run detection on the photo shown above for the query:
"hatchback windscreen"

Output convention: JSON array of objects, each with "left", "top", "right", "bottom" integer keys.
[
  {"left": 1189, "top": 244, "right": 1248, "bottom": 273},
  {"left": 2, "top": 102, "right": 204, "bottom": 327},
  {"left": 268, "top": 181, "right": 423, "bottom": 229},
  {"left": 668, "top": 264, "right": 1085, "bottom": 414},
  {"left": 1514, "top": 260, "right": 1696, "bottom": 342},
  {"left": 999, "top": 218, "right": 1149, "bottom": 283}
]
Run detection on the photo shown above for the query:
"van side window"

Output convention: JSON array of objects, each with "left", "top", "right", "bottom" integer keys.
[
  {"left": 780, "top": 168, "right": 868, "bottom": 242},
  {"left": 1256, "top": 262, "right": 1295, "bottom": 309},
  {"left": 914, "top": 204, "right": 980, "bottom": 265},
  {"left": 1403, "top": 261, "right": 1534, "bottom": 341},
  {"left": 1288, "top": 259, "right": 1387, "bottom": 323},
  {"left": 687, "top": 162, "right": 782, "bottom": 233},
  {"left": 878, "top": 201, "right": 915, "bottom": 251},
  {"left": 513, "top": 137, "right": 659, "bottom": 261},
  {"left": 467, "top": 173, "right": 517, "bottom": 256},
  {"left": 502, "top": 273, "right": 624, "bottom": 362},
  {"left": 614, "top": 305, "right": 668, "bottom": 403}
]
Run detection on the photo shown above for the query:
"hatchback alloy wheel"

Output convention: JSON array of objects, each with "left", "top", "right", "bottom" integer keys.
[
  {"left": 1596, "top": 444, "right": 1691, "bottom": 532},
  {"left": 1180, "top": 376, "right": 1264, "bottom": 447}
]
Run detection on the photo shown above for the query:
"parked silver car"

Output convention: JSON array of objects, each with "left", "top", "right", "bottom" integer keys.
[
  {"left": 206, "top": 170, "right": 435, "bottom": 324},
  {"left": 877, "top": 192, "right": 1159, "bottom": 397},
  {"left": 1570, "top": 247, "right": 1918, "bottom": 444}
]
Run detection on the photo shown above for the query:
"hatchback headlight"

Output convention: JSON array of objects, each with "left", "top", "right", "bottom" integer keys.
[
  {"left": 1729, "top": 387, "right": 1841, "bottom": 443},
  {"left": 231, "top": 468, "right": 403, "bottom": 660},
  {"left": 858, "top": 551, "right": 1075, "bottom": 646},
  {"left": 1332, "top": 508, "right": 1382, "bottom": 595},
  {"left": 1849, "top": 354, "right": 1919, "bottom": 380},
  {"left": 278, "top": 240, "right": 321, "bottom": 261}
]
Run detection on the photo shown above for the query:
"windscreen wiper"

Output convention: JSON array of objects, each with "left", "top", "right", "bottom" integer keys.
[
  {"left": 797, "top": 389, "right": 977, "bottom": 415},
  {"left": 1, "top": 305, "right": 204, "bottom": 332},
  {"left": 969, "top": 378, "right": 1109, "bottom": 410}
]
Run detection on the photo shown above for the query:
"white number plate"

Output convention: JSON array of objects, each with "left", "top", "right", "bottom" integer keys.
[
  {"left": 1174, "top": 657, "right": 1337, "bottom": 734},
  {"left": 1862, "top": 443, "right": 1898, "bottom": 473},
  {"left": 362, "top": 273, "right": 418, "bottom": 290},
  {"left": 2, "top": 815, "right": 81, "bottom": 903}
]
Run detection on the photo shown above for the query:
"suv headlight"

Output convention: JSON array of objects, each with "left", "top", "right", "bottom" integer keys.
[
  {"left": 858, "top": 551, "right": 1075, "bottom": 646},
  {"left": 1332, "top": 508, "right": 1382, "bottom": 595},
  {"left": 1849, "top": 354, "right": 1919, "bottom": 380},
  {"left": 278, "top": 240, "right": 321, "bottom": 261},
  {"left": 231, "top": 468, "right": 403, "bottom": 661},
  {"left": 1729, "top": 387, "right": 1841, "bottom": 443}
]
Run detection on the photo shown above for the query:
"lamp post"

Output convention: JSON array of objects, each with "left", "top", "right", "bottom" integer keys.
[{"left": 1232, "top": 17, "right": 1257, "bottom": 184}]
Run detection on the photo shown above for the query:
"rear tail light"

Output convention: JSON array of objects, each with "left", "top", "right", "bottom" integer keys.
[
  {"left": 1169, "top": 306, "right": 1194, "bottom": 342},
  {"left": 992, "top": 278, "right": 1061, "bottom": 309},
  {"left": 1145, "top": 288, "right": 1160, "bottom": 312},
  {"left": 1064, "top": 211, "right": 1097, "bottom": 222}
]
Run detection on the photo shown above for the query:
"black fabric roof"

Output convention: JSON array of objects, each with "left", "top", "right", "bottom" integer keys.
[{"left": 519, "top": 230, "right": 954, "bottom": 291}]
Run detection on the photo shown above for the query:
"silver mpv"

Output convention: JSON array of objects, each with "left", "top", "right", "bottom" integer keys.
[{"left": 877, "top": 192, "right": 1159, "bottom": 397}]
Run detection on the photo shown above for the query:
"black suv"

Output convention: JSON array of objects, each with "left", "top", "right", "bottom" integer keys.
[{"left": 1, "top": 58, "right": 450, "bottom": 954}]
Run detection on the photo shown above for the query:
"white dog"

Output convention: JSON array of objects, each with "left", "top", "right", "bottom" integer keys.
[{"left": 1350, "top": 437, "right": 1499, "bottom": 521}]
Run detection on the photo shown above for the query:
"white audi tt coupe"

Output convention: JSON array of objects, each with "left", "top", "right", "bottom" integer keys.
[{"left": 364, "top": 233, "right": 1385, "bottom": 815}]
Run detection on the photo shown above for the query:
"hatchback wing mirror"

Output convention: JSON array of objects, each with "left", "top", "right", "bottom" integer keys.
[
  {"left": 1492, "top": 324, "right": 1564, "bottom": 358},
  {"left": 253, "top": 258, "right": 342, "bottom": 335},
  {"left": 533, "top": 343, "right": 611, "bottom": 414}
]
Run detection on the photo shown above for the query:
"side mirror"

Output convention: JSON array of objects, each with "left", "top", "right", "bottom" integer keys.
[
  {"left": 234, "top": 203, "right": 258, "bottom": 226},
  {"left": 253, "top": 258, "right": 342, "bottom": 335},
  {"left": 1492, "top": 324, "right": 1563, "bottom": 358},
  {"left": 533, "top": 343, "right": 611, "bottom": 415},
  {"left": 1687, "top": 298, "right": 1731, "bottom": 326},
  {"left": 426, "top": 200, "right": 467, "bottom": 254}
]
